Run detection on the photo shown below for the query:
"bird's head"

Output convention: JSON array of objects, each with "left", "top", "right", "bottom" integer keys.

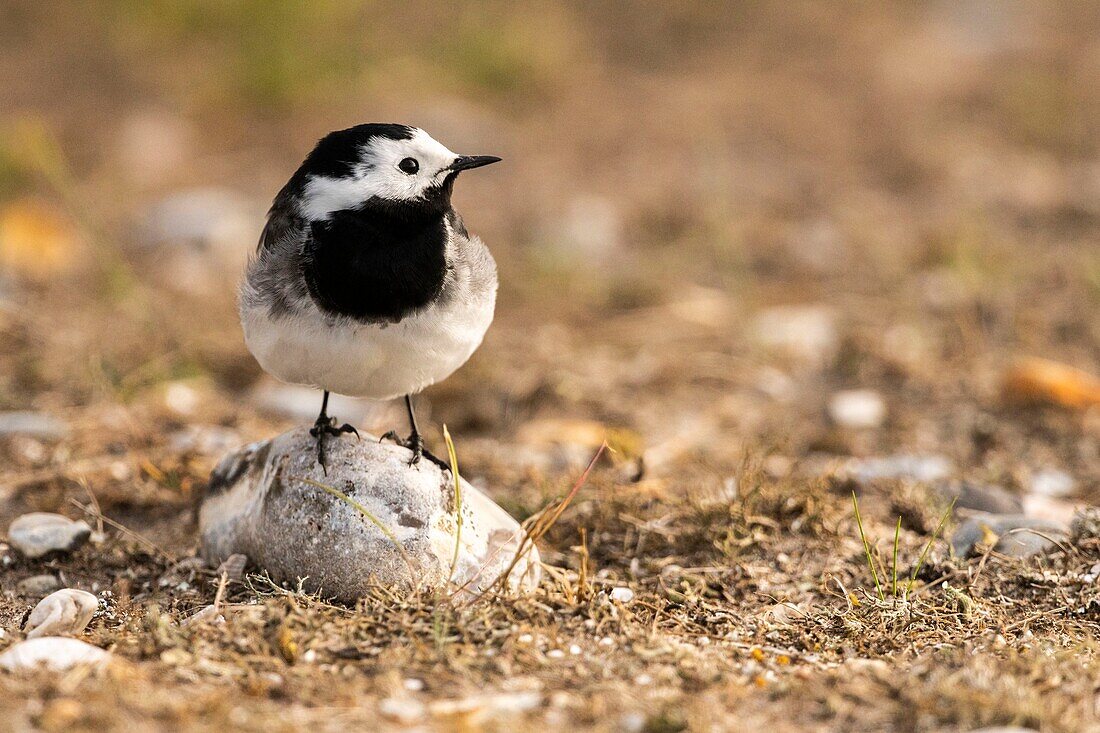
[{"left": 290, "top": 124, "right": 500, "bottom": 221}]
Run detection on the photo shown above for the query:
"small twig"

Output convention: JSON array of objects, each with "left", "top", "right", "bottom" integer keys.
[
  {"left": 76, "top": 476, "right": 104, "bottom": 535},
  {"left": 68, "top": 498, "right": 167, "bottom": 557},
  {"left": 479, "top": 442, "right": 607, "bottom": 599}
]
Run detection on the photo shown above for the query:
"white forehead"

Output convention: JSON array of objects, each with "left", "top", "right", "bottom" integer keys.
[{"left": 298, "top": 128, "right": 458, "bottom": 220}]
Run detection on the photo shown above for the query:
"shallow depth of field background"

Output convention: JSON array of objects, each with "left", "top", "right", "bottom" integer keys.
[{"left": 1, "top": 2, "right": 1099, "bottom": 731}]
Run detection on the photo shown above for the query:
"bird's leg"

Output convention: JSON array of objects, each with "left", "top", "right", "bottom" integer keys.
[
  {"left": 308, "top": 390, "right": 359, "bottom": 473},
  {"left": 381, "top": 394, "right": 450, "bottom": 471}
]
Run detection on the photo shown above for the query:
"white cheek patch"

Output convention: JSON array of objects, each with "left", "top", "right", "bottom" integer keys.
[{"left": 298, "top": 128, "right": 458, "bottom": 221}]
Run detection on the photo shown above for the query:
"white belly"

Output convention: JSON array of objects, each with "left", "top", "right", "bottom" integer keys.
[{"left": 242, "top": 295, "right": 494, "bottom": 400}]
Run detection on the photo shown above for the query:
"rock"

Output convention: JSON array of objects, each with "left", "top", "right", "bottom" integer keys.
[
  {"left": 935, "top": 480, "right": 1023, "bottom": 515},
  {"left": 549, "top": 195, "right": 623, "bottom": 260},
  {"left": 1071, "top": 507, "right": 1100, "bottom": 543},
  {"left": 199, "top": 428, "right": 540, "bottom": 602},
  {"left": 16, "top": 575, "right": 62, "bottom": 597},
  {"left": 1023, "top": 494, "right": 1080, "bottom": 525},
  {"left": 138, "top": 188, "right": 260, "bottom": 294},
  {"left": 250, "top": 380, "right": 378, "bottom": 424},
  {"left": 0, "top": 198, "right": 85, "bottom": 284},
  {"left": 0, "top": 411, "right": 69, "bottom": 440},
  {"left": 168, "top": 425, "right": 242, "bottom": 456},
  {"left": 379, "top": 697, "right": 426, "bottom": 725},
  {"left": 0, "top": 637, "right": 110, "bottom": 673},
  {"left": 951, "top": 515, "right": 1069, "bottom": 558},
  {"left": 1001, "top": 357, "right": 1100, "bottom": 409},
  {"left": 827, "top": 390, "right": 886, "bottom": 429},
  {"left": 608, "top": 587, "right": 635, "bottom": 603},
  {"left": 141, "top": 188, "right": 254, "bottom": 255},
  {"left": 215, "top": 553, "right": 248, "bottom": 581},
  {"left": 24, "top": 589, "right": 98, "bottom": 639},
  {"left": 1029, "top": 468, "right": 1075, "bottom": 498},
  {"left": 751, "top": 305, "right": 838, "bottom": 364},
  {"left": 7, "top": 513, "right": 92, "bottom": 559},
  {"left": 846, "top": 454, "right": 953, "bottom": 484}
]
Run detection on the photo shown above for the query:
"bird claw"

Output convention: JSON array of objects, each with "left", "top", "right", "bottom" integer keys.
[
  {"left": 310, "top": 418, "right": 359, "bottom": 474},
  {"left": 380, "top": 430, "right": 451, "bottom": 471}
]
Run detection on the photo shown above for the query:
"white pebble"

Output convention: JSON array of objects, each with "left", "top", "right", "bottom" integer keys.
[
  {"left": 378, "top": 697, "right": 425, "bottom": 725},
  {"left": 0, "top": 637, "right": 110, "bottom": 672},
  {"left": 7, "top": 513, "right": 92, "bottom": 559},
  {"left": 546, "top": 649, "right": 565, "bottom": 659},
  {"left": 828, "top": 389, "right": 886, "bottom": 429},
  {"left": 403, "top": 678, "right": 424, "bottom": 692},
  {"left": 569, "top": 644, "right": 582, "bottom": 655},
  {"left": 609, "top": 586, "right": 635, "bottom": 603},
  {"left": 1030, "top": 468, "right": 1075, "bottom": 498},
  {"left": 164, "top": 382, "right": 199, "bottom": 415},
  {"left": 24, "top": 589, "right": 98, "bottom": 639}
]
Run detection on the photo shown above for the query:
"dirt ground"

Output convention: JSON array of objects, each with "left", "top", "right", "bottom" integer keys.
[{"left": 1, "top": 2, "right": 1099, "bottom": 731}]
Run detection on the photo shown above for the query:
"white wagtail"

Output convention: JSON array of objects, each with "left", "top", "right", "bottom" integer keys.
[{"left": 239, "top": 123, "right": 500, "bottom": 470}]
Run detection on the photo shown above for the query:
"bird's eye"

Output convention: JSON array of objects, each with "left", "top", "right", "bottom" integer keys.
[{"left": 398, "top": 157, "right": 419, "bottom": 174}]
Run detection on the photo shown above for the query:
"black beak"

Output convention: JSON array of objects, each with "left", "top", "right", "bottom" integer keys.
[{"left": 448, "top": 155, "right": 502, "bottom": 172}]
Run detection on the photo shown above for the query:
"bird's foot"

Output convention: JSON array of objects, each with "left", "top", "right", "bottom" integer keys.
[
  {"left": 380, "top": 430, "right": 451, "bottom": 471},
  {"left": 309, "top": 417, "right": 359, "bottom": 474}
]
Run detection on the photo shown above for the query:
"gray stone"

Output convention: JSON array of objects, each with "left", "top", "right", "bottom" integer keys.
[
  {"left": 24, "top": 589, "right": 98, "bottom": 639},
  {"left": 936, "top": 480, "right": 1023, "bottom": 515},
  {"left": 199, "top": 428, "right": 540, "bottom": 602},
  {"left": 7, "top": 513, "right": 92, "bottom": 559},
  {"left": 16, "top": 575, "right": 61, "bottom": 597},
  {"left": 847, "top": 454, "right": 953, "bottom": 484},
  {"left": 0, "top": 412, "right": 68, "bottom": 440},
  {"left": 0, "top": 637, "right": 110, "bottom": 673},
  {"left": 951, "top": 515, "right": 1069, "bottom": 558}
]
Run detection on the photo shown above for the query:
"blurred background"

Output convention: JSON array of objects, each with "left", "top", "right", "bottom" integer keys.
[{"left": 1, "top": 1, "right": 1099, "bottom": 520}]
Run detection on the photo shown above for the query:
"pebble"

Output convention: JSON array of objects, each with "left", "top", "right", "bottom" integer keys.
[
  {"left": 828, "top": 390, "right": 886, "bottom": 429},
  {"left": 249, "top": 380, "right": 376, "bottom": 423},
  {"left": 846, "top": 454, "right": 953, "bottom": 484},
  {"left": 168, "top": 425, "right": 242, "bottom": 456},
  {"left": 24, "top": 589, "right": 98, "bottom": 639},
  {"left": 7, "top": 513, "right": 92, "bottom": 559},
  {"left": 1029, "top": 468, "right": 1076, "bottom": 498},
  {"left": 215, "top": 553, "right": 248, "bottom": 581},
  {"left": 936, "top": 480, "right": 1023, "bottom": 515},
  {"left": 751, "top": 305, "right": 839, "bottom": 364},
  {"left": 378, "top": 697, "right": 425, "bottom": 725},
  {"left": 16, "top": 575, "right": 62, "bottom": 597},
  {"left": 0, "top": 637, "right": 110, "bottom": 673},
  {"left": 0, "top": 411, "right": 69, "bottom": 440},
  {"left": 951, "top": 515, "right": 1069, "bottom": 558},
  {"left": 609, "top": 586, "right": 635, "bottom": 603}
]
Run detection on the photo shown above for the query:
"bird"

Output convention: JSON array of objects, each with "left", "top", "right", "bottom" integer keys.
[{"left": 239, "top": 123, "right": 500, "bottom": 471}]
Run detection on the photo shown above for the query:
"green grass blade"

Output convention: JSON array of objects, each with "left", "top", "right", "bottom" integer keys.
[
  {"left": 851, "top": 491, "right": 884, "bottom": 601},
  {"left": 891, "top": 516, "right": 901, "bottom": 598},
  {"left": 443, "top": 424, "right": 463, "bottom": 586},
  {"left": 906, "top": 496, "right": 957, "bottom": 597}
]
